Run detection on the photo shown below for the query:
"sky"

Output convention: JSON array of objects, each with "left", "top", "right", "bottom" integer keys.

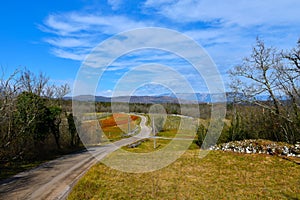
[{"left": 0, "top": 0, "right": 300, "bottom": 97}]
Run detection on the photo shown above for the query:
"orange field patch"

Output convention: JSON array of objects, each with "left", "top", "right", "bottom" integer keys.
[
  {"left": 100, "top": 113, "right": 138, "bottom": 128},
  {"left": 80, "top": 113, "right": 140, "bottom": 141}
]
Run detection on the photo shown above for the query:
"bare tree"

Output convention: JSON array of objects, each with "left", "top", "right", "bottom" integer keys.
[
  {"left": 56, "top": 83, "right": 70, "bottom": 98},
  {"left": 283, "top": 39, "right": 300, "bottom": 71},
  {"left": 229, "top": 38, "right": 300, "bottom": 143},
  {"left": 0, "top": 68, "right": 21, "bottom": 149},
  {"left": 229, "top": 38, "right": 282, "bottom": 115},
  {"left": 279, "top": 39, "right": 300, "bottom": 115},
  {"left": 19, "top": 69, "right": 49, "bottom": 96}
]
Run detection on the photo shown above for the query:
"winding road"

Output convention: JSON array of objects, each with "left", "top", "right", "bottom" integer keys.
[{"left": 0, "top": 115, "right": 151, "bottom": 200}]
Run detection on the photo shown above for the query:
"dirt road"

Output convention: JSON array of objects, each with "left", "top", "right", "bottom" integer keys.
[{"left": 0, "top": 115, "right": 150, "bottom": 200}]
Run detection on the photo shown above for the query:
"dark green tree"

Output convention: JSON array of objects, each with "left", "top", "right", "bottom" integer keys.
[
  {"left": 16, "top": 92, "right": 49, "bottom": 149},
  {"left": 47, "top": 106, "right": 62, "bottom": 149},
  {"left": 196, "top": 124, "right": 207, "bottom": 147},
  {"left": 67, "top": 113, "right": 79, "bottom": 147}
]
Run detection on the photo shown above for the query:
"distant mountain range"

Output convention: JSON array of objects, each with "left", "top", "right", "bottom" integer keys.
[
  {"left": 64, "top": 93, "right": 285, "bottom": 104},
  {"left": 158, "top": 93, "right": 233, "bottom": 103},
  {"left": 65, "top": 95, "right": 194, "bottom": 104},
  {"left": 65, "top": 92, "right": 238, "bottom": 104}
]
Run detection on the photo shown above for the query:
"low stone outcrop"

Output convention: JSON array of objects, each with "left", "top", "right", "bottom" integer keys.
[{"left": 210, "top": 139, "right": 300, "bottom": 158}]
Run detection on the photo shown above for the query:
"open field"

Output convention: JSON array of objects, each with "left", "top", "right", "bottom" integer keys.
[
  {"left": 81, "top": 113, "right": 141, "bottom": 143},
  {"left": 68, "top": 149, "right": 300, "bottom": 199},
  {"left": 68, "top": 115, "right": 300, "bottom": 199}
]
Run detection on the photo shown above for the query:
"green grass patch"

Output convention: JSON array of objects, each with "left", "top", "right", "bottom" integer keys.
[
  {"left": 123, "top": 137, "right": 198, "bottom": 153},
  {"left": 123, "top": 139, "right": 171, "bottom": 153},
  {"left": 68, "top": 150, "right": 300, "bottom": 200}
]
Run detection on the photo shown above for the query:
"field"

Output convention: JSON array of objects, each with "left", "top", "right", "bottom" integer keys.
[
  {"left": 123, "top": 115, "right": 198, "bottom": 153},
  {"left": 81, "top": 113, "right": 141, "bottom": 143},
  {"left": 68, "top": 149, "right": 300, "bottom": 199},
  {"left": 68, "top": 115, "right": 300, "bottom": 199}
]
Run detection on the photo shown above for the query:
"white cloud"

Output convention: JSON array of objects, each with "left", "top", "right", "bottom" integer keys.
[
  {"left": 143, "top": 0, "right": 300, "bottom": 67},
  {"left": 43, "top": 14, "right": 88, "bottom": 36},
  {"left": 42, "top": 1, "right": 300, "bottom": 66},
  {"left": 97, "top": 89, "right": 113, "bottom": 96},
  {"left": 107, "top": 0, "right": 123, "bottom": 10},
  {"left": 40, "top": 11, "right": 151, "bottom": 61},
  {"left": 144, "top": 0, "right": 175, "bottom": 8},
  {"left": 45, "top": 38, "right": 92, "bottom": 48},
  {"left": 144, "top": 0, "right": 300, "bottom": 26},
  {"left": 43, "top": 12, "right": 151, "bottom": 36},
  {"left": 51, "top": 48, "right": 87, "bottom": 61}
]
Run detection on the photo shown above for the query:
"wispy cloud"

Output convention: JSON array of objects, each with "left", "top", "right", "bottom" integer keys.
[
  {"left": 41, "top": 1, "right": 300, "bottom": 64},
  {"left": 40, "top": 0, "right": 300, "bottom": 95},
  {"left": 51, "top": 48, "right": 87, "bottom": 61},
  {"left": 40, "top": 11, "right": 151, "bottom": 60},
  {"left": 144, "top": 0, "right": 300, "bottom": 67},
  {"left": 107, "top": 0, "right": 123, "bottom": 10},
  {"left": 45, "top": 38, "right": 92, "bottom": 48},
  {"left": 144, "top": 0, "right": 300, "bottom": 26}
]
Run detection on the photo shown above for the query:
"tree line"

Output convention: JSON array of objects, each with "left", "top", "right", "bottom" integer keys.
[{"left": 0, "top": 69, "right": 79, "bottom": 164}]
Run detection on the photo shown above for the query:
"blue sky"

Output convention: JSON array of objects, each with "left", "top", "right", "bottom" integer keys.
[{"left": 1, "top": 0, "right": 300, "bottom": 96}]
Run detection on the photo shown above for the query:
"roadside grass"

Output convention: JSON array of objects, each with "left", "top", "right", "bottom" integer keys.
[{"left": 68, "top": 149, "right": 300, "bottom": 200}]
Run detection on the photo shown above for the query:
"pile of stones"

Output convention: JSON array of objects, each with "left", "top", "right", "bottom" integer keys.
[{"left": 210, "top": 139, "right": 300, "bottom": 157}]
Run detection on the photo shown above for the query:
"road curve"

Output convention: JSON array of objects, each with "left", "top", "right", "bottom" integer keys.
[{"left": 0, "top": 115, "right": 150, "bottom": 200}]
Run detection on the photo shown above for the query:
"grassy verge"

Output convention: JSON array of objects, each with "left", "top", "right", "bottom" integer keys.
[{"left": 68, "top": 149, "right": 300, "bottom": 199}]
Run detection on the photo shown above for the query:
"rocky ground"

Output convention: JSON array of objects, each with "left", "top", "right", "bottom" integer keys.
[{"left": 210, "top": 139, "right": 300, "bottom": 158}]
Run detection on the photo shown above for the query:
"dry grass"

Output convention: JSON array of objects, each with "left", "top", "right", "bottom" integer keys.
[
  {"left": 69, "top": 115, "right": 299, "bottom": 199},
  {"left": 68, "top": 149, "right": 300, "bottom": 199}
]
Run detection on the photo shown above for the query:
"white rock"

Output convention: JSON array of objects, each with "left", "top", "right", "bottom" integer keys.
[
  {"left": 282, "top": 146, "right": 289, "bottom": 155},
  {"left": 287, "top": 153, "right": 295, "bottom": 157},
  {"left": 246, "top": 147, "right": 252, "bottom": 154}
]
